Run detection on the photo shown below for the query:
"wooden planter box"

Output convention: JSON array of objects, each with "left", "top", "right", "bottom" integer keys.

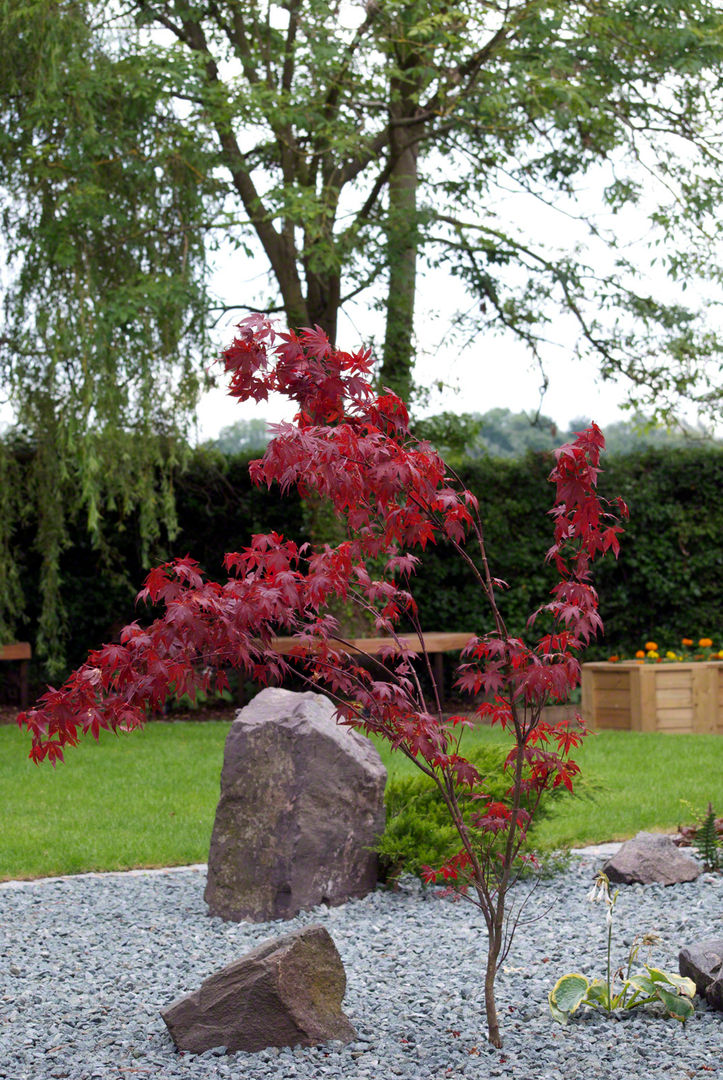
[{"left": 581, "top": 661, "right": 723, "bottom": 734}]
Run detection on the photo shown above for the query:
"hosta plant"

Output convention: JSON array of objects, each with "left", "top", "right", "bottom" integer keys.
[
  {"left": 19, "top": 317, "right": 628, "bottom": 1047},
  {"left": 549, "top": 872, "right": 696, "bottom": 1025}
]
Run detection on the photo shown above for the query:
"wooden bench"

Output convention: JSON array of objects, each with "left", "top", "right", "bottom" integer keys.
[
  {"left": 269, "top": 631, "right": 473, "bottom": 698},
  {"left": 0, "top": 642, "right": 32, "bottom": 710}
]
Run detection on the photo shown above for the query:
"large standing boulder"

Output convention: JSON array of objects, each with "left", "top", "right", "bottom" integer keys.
[
  {"left": 161, "top": 924, "right": 356, "bottom": 1054},
  {"left": 602, "top": 831, "right": 700, "bottom": 886},
  {"left": 204, "top": 687, "right": 387, "bottom": 922},
  {"left": 679, "top": 939, "right": 723, "bottom": 1011}
]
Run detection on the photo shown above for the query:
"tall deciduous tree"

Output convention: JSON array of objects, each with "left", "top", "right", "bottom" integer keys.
[{"left": 1, "top": 0, "right": 721, "bottom": 665}]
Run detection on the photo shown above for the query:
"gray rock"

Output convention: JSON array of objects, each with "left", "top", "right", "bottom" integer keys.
[
  {"left": 161, "top": 923, "right": 356, "bottom": 1054},
  {"left": 602, "top": 831, "right": 700, "bottom": 886},
  {"left": 204, "top": 687, "right": 387, "bottom": 922},
  {"left": 679, "top": 938, "right": 723, "bottom": 1011}
]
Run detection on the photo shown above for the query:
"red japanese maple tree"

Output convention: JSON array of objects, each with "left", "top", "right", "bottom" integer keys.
[{"left": 19, "top": 316, "right": 627, "bottom": 1047}]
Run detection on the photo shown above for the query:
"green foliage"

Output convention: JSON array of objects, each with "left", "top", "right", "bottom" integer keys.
[
  {"left": 378, "top": 745, "right": 507, "bottom": 883},
  {"left": 550, "top": 873, "right": 697, "bottom": 1025},
  {"left": 589, "top": 447, "right": 723, "bottom": 653},
  {"left": 411, "top": 412, "right": 485, "bottom": 463},
  {"left": 692, "top": 803, "right": 721, "bottom": 872},
  {"left": 3, "top": 441, "right": 720, "bottom": 686},
  {"left": 441, "top": 409, "right": 720, "bottom": 461},
  {"left": 209, "top": 418, "right": 272, "bottom": 455},
  {"left": 465, "top": 409, "right": 564, "bottom": 459},
  {"left": 376, "top": 743, "right": 572, "bottom": 885},
  {"left": 3, "top": 445, "right": 307, "bottom": 687},
  {"left": 411, "top": 452, "right": 559, "bottom": 638},
  {"left": 2, "top": 0, "right": 722, "bottom": 672},
  {"left": 0, "top": 1, "right": 212, "bottom": 670},
  {"left": 0, "top": 442, "right": 24, "bottom": 643},
  {"left": 410, "top": 446, "right": 723, "bottom": 654}
]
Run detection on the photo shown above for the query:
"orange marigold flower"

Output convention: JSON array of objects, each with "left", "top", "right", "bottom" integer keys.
[
  {"left": 644, "top": 641, "right": 657, "bottom": 652},
  {"left": 698, "top": 638, "right": 713, "bottom": 648},
  {"left": 608, "top": 655, "right": 620, "bottom": 663},
  {"left": 635, "top": 650, "right": 646, "bottom": 658},
  {"left": 681, "top": 638, "right": 693, "bottom": 647}
]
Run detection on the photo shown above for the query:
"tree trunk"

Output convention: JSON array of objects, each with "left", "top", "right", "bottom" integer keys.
[
  {"left": 484, "top": 908, "right": 504, "bottom": 1048},
  {"left": 379, "top": 68, "right": 421, "bottom": 402},
  {"left": 305, "top": 270, "right": 341, "bottom": 346}
]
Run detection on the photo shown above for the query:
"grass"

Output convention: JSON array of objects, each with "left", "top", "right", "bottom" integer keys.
[
  {"left": 1, "top": 720, "right": 721, "bottom": 880},
  {"left": 0, "top": 722, "right": 225, "bottom": 881},
  {"left": 374, "top": 725, "right": 723, "bottom": 852}
]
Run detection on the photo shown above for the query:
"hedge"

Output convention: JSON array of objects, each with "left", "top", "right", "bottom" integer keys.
[
  {"left": 412, "top": 448, "right": 723, "bottom": 656},
  {"left": 3, "top": 443, "right": 720, "bottom": 700}
]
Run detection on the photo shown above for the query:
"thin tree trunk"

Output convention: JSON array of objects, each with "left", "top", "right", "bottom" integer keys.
[
  {"left": 484, "top": 899, "right": 506, "bottom": 1048},
  {"left": 305, "top": 270, "right": 341, "bottom": 345},
  {"left": 380, "top": 74, "right": 420, "bottom": 402}
]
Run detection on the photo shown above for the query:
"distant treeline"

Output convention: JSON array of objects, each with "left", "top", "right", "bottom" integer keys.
[
  {"left": 3, "top": 442, "right": 721, "bottom": 700},
  {"left": 209, "top": 408, "right": 719, "bottom": 459}
]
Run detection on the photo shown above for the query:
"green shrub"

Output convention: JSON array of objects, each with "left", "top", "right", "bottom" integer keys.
[{"left": 376, "top": 743, "right": 575, "bottom": 885}]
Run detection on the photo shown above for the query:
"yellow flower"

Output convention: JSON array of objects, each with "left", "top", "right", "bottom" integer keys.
[
  {"left": 635, "top": 650, "right": 646, "bottom": 659},
  {"left": 644, "top": 641, "right": 658, "bottom": 652},
  {"left": 665, "top": 651, "right": 677, "bottom": 660},
  {"left": 717, "top": 651, "right": 723, "bottom": 660},
  {"left": 698, "top": 638, "right": 713, "bottom": 648},
  {"left": 648, "top": 651, "right": 659, "bottom": 660}
]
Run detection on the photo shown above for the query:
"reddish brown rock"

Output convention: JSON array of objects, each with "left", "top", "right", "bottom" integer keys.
[
  {"left": 679, "top": 939, "right": 723, "bottom": 1011},
  {"left": 161, "top": 924, "right": 356, "bottom": 1054},
  {"left": 204, "top": 687, "right": 386, "bottom": 922},
  {"left": 602, "top": 831, "right": 700, "bottom": 886}
]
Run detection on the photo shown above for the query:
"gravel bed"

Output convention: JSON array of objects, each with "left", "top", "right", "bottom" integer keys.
[{"left": 1, "top": 855, "right": 720, "bottom": 1080}]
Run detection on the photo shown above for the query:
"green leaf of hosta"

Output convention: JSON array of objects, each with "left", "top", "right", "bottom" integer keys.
[
  {"left": 548, "top": 990, "right": 570, "bottom": 1025},
  {"left": 654, "top": 984, "right": 696, "bottom": 1022},
  {"left": 585, "top": 978, "right": 612, "bottom": 1008},
  {"left": 645, "top": 966, "right": 696, "bottom": 997},
  {"left": 628, "top": 973, "right": 656, "bottom": 997},
  {"left": 549, "top": 973, "right": 589, "bottom": 1020},
  {"left": 645, "top": 965, "right": 672, "bottom": 983}
]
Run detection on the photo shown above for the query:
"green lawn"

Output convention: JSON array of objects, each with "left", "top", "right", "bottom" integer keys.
[
  {"left": 1, "top": 721, "right": 721, "bottom": 880},
  {"left": 0, "top": 722, "right": 226, "bottom": 880}
]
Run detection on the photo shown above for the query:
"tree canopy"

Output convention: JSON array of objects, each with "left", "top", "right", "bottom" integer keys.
[
  {"left": 1, "top": 0, "right": 722, "bottom": 666},
  {"left": 4, "top": 2, "right": 723, "bottom": 402},
  {"left": 210, "top": 416, "right": 272, "bottom": 454}
]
